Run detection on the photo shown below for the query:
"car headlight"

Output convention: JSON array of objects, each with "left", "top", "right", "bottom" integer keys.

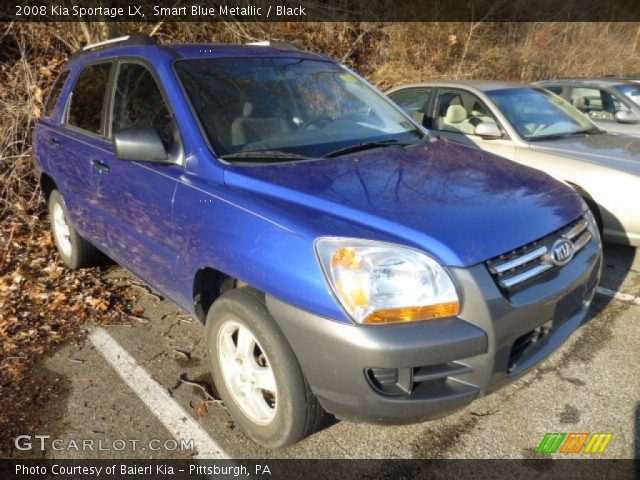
[{"left": 315, "top": 237, "right": 460, "bottom": 325}]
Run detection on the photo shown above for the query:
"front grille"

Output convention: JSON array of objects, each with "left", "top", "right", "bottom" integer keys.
[{"left": 486, "top": 216, "right": 591, "bottom": 292}]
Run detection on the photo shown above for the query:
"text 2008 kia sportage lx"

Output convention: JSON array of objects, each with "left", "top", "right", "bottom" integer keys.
[{"left": 34, "top": 35, "right": 602, "bottom": 449}]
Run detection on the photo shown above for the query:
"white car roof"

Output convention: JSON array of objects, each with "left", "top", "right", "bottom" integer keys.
[
  {"left": 388, "top": 80, "right": 526, "bottom": 93},
  {"left": 536, "top": 78, "right": 639, "bottom": 88}
]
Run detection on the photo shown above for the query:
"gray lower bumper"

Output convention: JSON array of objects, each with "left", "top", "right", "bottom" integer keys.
[{"left": 265, "top": 238, "right": 601, "bottom": 424}]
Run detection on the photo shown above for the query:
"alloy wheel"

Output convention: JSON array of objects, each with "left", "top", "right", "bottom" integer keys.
[
  {"left": 52, "top": 202, "right": 72, "bottom": 257},
  {"left": 217, "top": 318, "right": 277, "bottom": 425}
]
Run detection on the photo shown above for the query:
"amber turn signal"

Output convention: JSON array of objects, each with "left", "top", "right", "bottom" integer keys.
[{"left": 364, "top": 302, "right": 460, "bottom": 325}]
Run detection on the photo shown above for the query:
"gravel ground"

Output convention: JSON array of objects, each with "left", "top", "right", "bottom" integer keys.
[{"left": 15, "top": 244, "right": 640, "bottom": 460}]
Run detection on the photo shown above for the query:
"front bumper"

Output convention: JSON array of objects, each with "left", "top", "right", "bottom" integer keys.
[{"left": 265, "top": 237, "right": 601, "bottom": 424}]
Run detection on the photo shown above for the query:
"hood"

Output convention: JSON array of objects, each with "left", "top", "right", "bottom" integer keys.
[
  {"left": 224, "top": 139, "right": 584, "bottom": 267},
  {"left": 530, "top": 133, "right": 640, "bottom": 176}
]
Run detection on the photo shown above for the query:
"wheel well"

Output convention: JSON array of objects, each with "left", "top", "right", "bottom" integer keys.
[
  {"left": 192, "top": 267, "right": 239, "bottom": 323},
  {"left": 565, "top": 181, "right": 603, "bottom": 231},
  {"left": 565, "top": 181, "right": 592, "bottom": 202},
  {"left": 40, "top": 173, "right": 56, "bottom": 202}
]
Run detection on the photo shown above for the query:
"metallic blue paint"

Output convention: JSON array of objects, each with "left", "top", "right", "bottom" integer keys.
[
  {"left": 223, "top": 141, "right": 585, "bottom": 267},
  {"left": 35, "top": 44, "right": 586, "bottom": 325}
]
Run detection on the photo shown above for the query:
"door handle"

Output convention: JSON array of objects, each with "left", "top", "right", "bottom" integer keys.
[
  {"left": 49, "top": 137, "right": 60, "bottom": 146},
  {"left": 91, "top": 159, "right": 110, "bottom": 173}
]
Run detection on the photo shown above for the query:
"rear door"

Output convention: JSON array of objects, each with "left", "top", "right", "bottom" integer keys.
[
  {"left": 95, "top": 59, "right": 183, "bottom": 298},
  {"left": 388, "top": 87, "right": 433, "bottom": 126},
  {"left": 34, "top": 69, "right": 71, "bottom": 177},
  {"left": 54, "top": 61, "right": 114, "bottom": 248}
]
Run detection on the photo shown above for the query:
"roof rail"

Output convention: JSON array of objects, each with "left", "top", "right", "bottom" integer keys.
[
  {"left": 70, "top": 35, "right": 158, "bottom": 60},
  {"left": 246, "top": 40, "right": 298, "bottom": 50},
  {"left": 84, "top": 35, "right": 129, "bottom": 51}
]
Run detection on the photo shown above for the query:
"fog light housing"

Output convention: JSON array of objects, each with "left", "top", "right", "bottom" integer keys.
[{"left": 366, "top": 367, "right": 413, "bottom": 395}]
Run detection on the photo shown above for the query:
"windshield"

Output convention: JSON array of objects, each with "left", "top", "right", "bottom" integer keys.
[
  {"left": 486, "top": 87, "right": 598, "bottom": 140},
  {"left": 617, "top": 84, "right": 640, "bottom": 106},
  {"left": 175, "top": 57, "right": 423, "bottom": 160}
]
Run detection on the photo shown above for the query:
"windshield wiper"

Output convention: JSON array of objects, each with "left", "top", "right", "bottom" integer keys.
[
  {"left": 570, "top": 128, "right": 605, "bottom": 135},
  {"left": 324, "top": 139, "right": 415, "bottom": 158},
  {"left": 529, "top": 129, "right": 602, "bottom": 141},
  {"left": 221, "top": 150, "right": 310, "bottom": 162}
]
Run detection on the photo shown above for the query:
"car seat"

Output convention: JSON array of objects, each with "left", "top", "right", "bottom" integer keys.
[
  {"left": 573, "top": 96, "right": 590, "bottom": 112},
  {"left": 469, "top": 101, "right": 496, "bottom": 128},
  {"left": 442, "top": 104, "right": 475, "bottom": 134},
  {"left": 231, "top": 102, "right": 291, "bottom": 147}
]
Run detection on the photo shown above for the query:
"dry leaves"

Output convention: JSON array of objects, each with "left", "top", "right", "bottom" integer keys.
[
  {"left": 195, "top": 401, "right": 210, "bottom": 419},
  {"left": 0, "top": 28, "right": 147, "bottom": 455},
  {"left": 0, "top": 217, "right": 138, "bottom": 455}
]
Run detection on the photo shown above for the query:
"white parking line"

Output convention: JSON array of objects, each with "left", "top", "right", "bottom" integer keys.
[
  {"left": 596, "top": 286, "right": 640, "bottom": 306},
  {"left": 90, "top": 328, "right": 228, "bottom": 459}
]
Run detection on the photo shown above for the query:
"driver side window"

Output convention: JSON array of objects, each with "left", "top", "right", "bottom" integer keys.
[
  {"left": 112, "top": 62, "right": 177, "bottom": 150},
  {"left": 434, "top": 89, "right": 498, "bottom": 136},
  {"left": 570, "top": 87, "right": 629, "bottom": 121}
]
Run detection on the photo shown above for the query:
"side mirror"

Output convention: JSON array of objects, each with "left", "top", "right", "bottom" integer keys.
[
  {"left": 475, "top": 122, "right": 503, "bottom": 139},
  {"left": 615, "top": 110, "right": 640, "bottom": 124},
  {"left": 113, "top": 126, "right": 169, "bottom": 162}
]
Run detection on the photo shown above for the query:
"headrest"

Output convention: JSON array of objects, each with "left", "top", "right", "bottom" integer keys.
[
  {"left": 573, "top": 97, "right": 589, "bottom": 110},
  {"left": 471, "top": 101, "right": 485, "bottom": 116},
  {"left": 242, "top": 102, "right": 254, "bottom": 117},
  {"left": 445, "top": 104, "right": 468, "bottom": 123}
]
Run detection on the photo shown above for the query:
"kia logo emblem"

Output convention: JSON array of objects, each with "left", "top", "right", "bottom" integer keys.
[{"left": 550, "top": 238, "right": 574, "bottom": 266}]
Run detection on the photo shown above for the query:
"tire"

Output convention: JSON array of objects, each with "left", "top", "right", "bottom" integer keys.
[
  {"left": 206, "top": 287, "right": 325, "bottom": 448},
  {"left": 48, "top": 190, "right": 101, "bottom": 269}
]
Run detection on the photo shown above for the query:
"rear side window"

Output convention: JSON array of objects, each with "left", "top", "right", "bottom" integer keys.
[
  {"left": 43, "top": 70, "right": 70, "bottom": 118},
  {"left": 544, "top": 85, "right": 563, "bottom": 95},
  {"left": 111, "top": 63, "right": 175, "bottom": 150},
  {"left": 388, "top": 88, "right": 432, "bottom": 124},
  {"left": 67, "top": 62, "right": 112, "bottom": 135}
]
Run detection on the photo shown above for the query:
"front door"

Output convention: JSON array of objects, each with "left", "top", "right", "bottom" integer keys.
[
  {"left": 95, "top": 60, "right": 184, "bottom": 298},
  {"left": 569, "top": 86, "right": 640, "bottom": 137},
  {"left": 431, "top": 88, "right": 516, "bottom": 160}
]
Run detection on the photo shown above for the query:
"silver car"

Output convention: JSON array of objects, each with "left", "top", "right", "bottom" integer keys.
[
  {"left": 387, "top": 81, "right": 640, "bottom": 247},
  {"left": 535, "top": 79, "right": 640, "bottom": 137}
]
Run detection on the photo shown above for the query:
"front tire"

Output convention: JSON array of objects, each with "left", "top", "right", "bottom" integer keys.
[
  {"left": 48, "top": 190, "right": 100, "bottom": 269},
  {"left": 206, "top": 287, "right": 324, "bottom": 448}
]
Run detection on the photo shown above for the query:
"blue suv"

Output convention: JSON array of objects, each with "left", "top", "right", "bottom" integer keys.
[{"left": 35, "top": 35, "right": 602, "bottom": 448}]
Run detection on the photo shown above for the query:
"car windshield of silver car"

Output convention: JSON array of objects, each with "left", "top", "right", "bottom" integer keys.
[
  {"left": 617, "top": 84, "right": 640, "bottom": 106},
  {"left": 486, "top": 87, "right": 602, "bottom": 141}
]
